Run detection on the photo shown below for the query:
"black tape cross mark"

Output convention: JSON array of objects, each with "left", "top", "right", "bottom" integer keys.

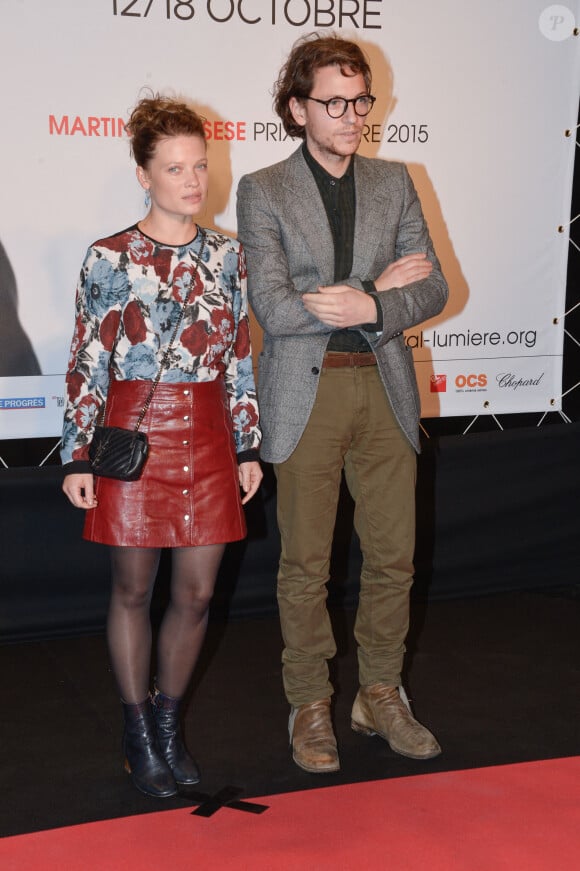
[{"left": 187, "top": 785, "right": 269, "bottom": 817}]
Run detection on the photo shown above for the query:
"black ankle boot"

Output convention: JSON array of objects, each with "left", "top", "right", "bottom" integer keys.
[
  {"left": 152, "top": 689, "right": 200, "bottom": 786},
  {"left": 122, "top": 698, "right": 177, "bottom": 798}
]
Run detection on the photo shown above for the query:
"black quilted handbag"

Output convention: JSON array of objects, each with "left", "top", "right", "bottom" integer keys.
[{"left": 88, "top": 425, "right": 149, "bottom": 481}]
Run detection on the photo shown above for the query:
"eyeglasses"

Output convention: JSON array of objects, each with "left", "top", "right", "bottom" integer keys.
[{"left": 304, "top": 94, "right": 376, "bottom": 118}]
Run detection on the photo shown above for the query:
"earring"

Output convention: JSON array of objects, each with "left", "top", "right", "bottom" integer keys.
[{"left": 144, "top": 189, "right": 151, "bottom": 209}]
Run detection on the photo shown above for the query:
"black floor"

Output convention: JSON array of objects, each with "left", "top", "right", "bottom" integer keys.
[{"left": 1, "top": 588, "right": 579, "bottom": 838}]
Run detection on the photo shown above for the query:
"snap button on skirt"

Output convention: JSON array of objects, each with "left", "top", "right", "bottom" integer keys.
[{"left": 83, "top": 379, "right": 246, "bottom": 548}]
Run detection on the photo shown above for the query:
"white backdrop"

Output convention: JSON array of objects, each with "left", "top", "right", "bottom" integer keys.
[{"left": 0, "top": 0, "right": 578, "bottom": 438}]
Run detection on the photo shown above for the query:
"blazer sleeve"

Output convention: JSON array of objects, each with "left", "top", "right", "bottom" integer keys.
[
  {"left": 366, "top": 164, "right": 448, "bottom": 348},
  {"left": 236, "top": 173, "right": 334, "bottom": 338}
]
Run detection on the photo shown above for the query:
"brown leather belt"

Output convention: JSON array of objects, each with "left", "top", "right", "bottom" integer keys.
[{"left": 323, "top": 351, "right": 377, "bottom": 368}]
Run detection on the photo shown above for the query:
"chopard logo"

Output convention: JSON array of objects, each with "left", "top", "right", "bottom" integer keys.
[{"left": 496, "top": 373, "right": 545, "bottom": 390}]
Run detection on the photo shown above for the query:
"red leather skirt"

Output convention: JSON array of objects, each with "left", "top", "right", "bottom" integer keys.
[{"left": 83, "top": 379, "right": 246, "bottom": 548}]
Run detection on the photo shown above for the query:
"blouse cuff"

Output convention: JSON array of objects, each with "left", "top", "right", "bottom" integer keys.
[
  {"left": 62, "top": 459, "right": 92, "bottom": 477},
  {"left": 237, "top": 448, "right": 260, "bottom": 465}
]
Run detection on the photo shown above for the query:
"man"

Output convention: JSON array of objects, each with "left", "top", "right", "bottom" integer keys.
[{"left": 237, "top": 34, "right": 448, "bottom": 773}]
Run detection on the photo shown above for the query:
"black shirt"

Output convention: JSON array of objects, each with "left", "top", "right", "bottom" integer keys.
[{"left": 302, "top": 144, "right": 382, "bottom": 352}]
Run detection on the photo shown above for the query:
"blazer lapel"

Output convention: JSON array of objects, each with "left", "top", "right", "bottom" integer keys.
[
  {"left": 282, "top": 148, "right": 335, "bottom": 284},
  {"left": 352, "top": 156, "right": 392, "bottom": 275}
]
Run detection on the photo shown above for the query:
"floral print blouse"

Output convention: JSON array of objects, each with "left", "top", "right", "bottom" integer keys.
[{"left": 61, "top": 225, "right": 260, "bottom": 470}]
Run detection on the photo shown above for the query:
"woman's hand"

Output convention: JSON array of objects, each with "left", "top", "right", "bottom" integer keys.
[
  {"left": 238, "top": 461, "right": 263, "bottom": 504},
  {"left": 62, "top": 473, "right": 98, "bottom": 509}
]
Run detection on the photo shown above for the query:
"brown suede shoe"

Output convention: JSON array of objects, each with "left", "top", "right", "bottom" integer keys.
[
  {"left": 351, "top": 684, "right": 441, "bottom": 760},
  {"left": 289, "top": 699, "right": 340, "bottom": 773}
]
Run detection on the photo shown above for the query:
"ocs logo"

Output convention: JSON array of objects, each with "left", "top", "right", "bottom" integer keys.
[{"left": 455, "top": 374, "right": 487, "bottom": 388}]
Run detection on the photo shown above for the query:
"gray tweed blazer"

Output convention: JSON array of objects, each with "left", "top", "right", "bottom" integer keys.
[{"left": 236, "top": 147, "right": 448, "bottom": 463}]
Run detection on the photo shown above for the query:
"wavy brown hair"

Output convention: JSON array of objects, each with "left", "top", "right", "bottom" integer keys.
[
  {"left": 273, "top": 33, "right": 372, "bottom": 139},
  {"left": 126, "top": 94, "right": 206, "bottom": 167}
]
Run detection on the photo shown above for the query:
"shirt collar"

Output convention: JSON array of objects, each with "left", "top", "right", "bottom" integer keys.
[{"left": 302, "top": 143, "right": 354, "bottom": 184}]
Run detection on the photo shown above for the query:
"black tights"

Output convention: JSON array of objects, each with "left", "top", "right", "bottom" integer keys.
[{"left": 107, "top": 544, "right": 225, "bottom": 704}]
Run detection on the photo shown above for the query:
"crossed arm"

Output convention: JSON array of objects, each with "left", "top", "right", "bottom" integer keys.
[
  {"left": 237, "top": 168, "right": 447, "bottom": 341},
  {"left": 303, "top": 253, "right": 434, "bottom": 328}
]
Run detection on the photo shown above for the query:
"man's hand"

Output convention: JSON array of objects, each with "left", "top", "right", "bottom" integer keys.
[
  {"left": 302, "top": 253, "right": 433, "bottom": 328},
  {"left": 374, "top": 252, "right": 433, "bottom": 291},
  {"left": 62, "top": 473, "right": 98, "bottom": 509},
  {"left": 239, "top": 461, "right": 263, "bottom": 505},
  {"left": 302, "top": 285, "right": 377, "bottom": 328}
]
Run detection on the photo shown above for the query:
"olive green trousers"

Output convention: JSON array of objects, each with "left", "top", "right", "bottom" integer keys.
[{"left": 274, "top": 365, "right": 417, "bottom": 707}]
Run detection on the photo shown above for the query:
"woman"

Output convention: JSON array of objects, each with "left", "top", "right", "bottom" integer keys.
[{"left": 61, "top": 95, "right": 262, "bottom": 799}]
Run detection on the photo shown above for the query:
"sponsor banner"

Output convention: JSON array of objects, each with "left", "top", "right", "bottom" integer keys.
[
  {"left": 408, "top": 312, "right": 565, "bottom": 414},
  {"left": 416, "top": 356, "right": 562, "bottom": 417},
  {"left": 0, "top": 0, "right": 578, "bottom": 438},
  {"left": 0, "top": 377, "right": 66, "bottom": 440}
]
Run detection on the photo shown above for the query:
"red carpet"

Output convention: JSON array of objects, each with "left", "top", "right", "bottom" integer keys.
[{"left": 1, "top": 757, "right": 578, "bottom": 870}]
